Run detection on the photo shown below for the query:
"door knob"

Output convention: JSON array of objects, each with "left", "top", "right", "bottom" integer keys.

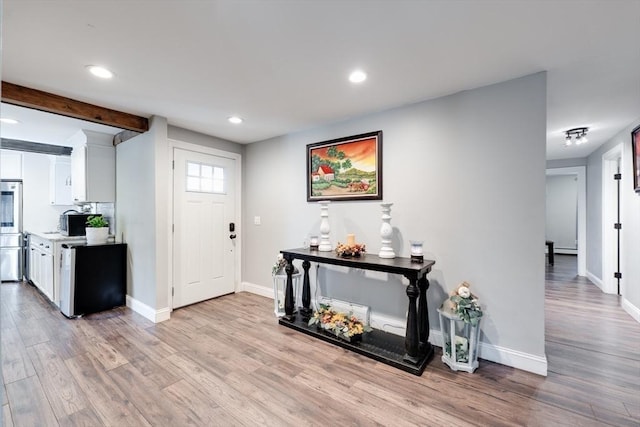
[{"left": 229, "top": 234, "right": 237, "bottom": 240}]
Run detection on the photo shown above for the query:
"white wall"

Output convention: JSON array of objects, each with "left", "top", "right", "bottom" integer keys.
[
  {"left": 20, "top": 152, "right": 75, "bottom": 233},
  {"left": 243, "top": 73, "right": 548, "bottom": 374},
  {"left": 545, "top": 175, "right": 577, "bottom": 250}
]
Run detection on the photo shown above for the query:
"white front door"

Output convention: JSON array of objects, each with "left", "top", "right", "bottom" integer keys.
[{"left": 173, "top": 147, "right": 236, "bottom": 308}]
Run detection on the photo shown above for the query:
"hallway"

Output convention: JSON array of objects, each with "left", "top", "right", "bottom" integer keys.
[{"left": 545, "top": 254, "right": 639, "bottom": 424}]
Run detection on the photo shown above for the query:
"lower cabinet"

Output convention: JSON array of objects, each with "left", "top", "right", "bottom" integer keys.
[{"left": 29, "top": 236, "right": 54, "bottom": 301}]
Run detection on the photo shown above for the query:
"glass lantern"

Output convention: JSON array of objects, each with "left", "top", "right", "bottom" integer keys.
[
  {"left": 272, "top": 265, "right": 301, "bottom": 317},
  {"left": 437, "top": 304, "right": 481, "bottom": 373}
]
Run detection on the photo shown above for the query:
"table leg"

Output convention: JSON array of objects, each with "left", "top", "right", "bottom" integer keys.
[
  {"left": 300, "top": 260, "right": 312, "bottom": 318},
  {"left": 403, "top": 277, "right": 420, "bottom": 364},
  {"left": 418, "top": 275, "right": 430, "bottom": 349},
  {"left": 284, "top": 255, "right": 295, "bottom": 320}
]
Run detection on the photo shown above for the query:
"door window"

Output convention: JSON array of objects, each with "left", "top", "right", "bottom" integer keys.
[{"left": 186, "top": 161, "right": 225, "bottom": 194}]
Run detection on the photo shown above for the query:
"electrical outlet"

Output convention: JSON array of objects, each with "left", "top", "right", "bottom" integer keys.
[{"left": 254, "top": 216, "right": 261, "bottom": 225}]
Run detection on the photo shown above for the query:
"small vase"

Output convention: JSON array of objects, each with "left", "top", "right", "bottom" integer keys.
[{"left": 85, "top": 227, "right": 109, "bottom": 245}]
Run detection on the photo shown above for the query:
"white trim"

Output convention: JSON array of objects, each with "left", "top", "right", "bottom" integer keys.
[
  {"left": 126, "top": 295, "right": 171, "bottom": 323},
  {"left": 241, "top": 283, "right": 547, "bottom": 375},
  {"left": 239, "top": 281, "right": 273, "bottom": 299},
  {"left": 167, "top": 139, "right": 243, "bottom": 309},
  {"left": 554, "top": 248, "right": 577, "bottom": 255},
  {"left": 546, "top": 166, "right": 586, "bottom": 276},
  {"left": 621, "top": 298, "right": 640, "bottom": 323},
  {"left": 602, "top": 144, "right": 623, "bottom": 295},
  {"left": 429, "top": 329, "right": 547, "bottom": 376},
  {"left": 586, "top": 270, "right": 605, "bottom": 291}
]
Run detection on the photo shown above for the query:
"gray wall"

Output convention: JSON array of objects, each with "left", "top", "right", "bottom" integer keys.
[
  {"left": 586, "top": 119, "right": 640, "bottom": 312},
  {"left": 243, "top": 73, "right": 547, "bottom": 362},
  {"left": 621, "top": 121, "right": 640, "bottom": 313},
  {"left": 116, "top": 116, "right": 166, "bottom": 309},
  {"left": 546, "top": 175, "right": 577, "bottom": 249},
  {"left": 168, "top": 126, "right": 245, "bottom": 156}
]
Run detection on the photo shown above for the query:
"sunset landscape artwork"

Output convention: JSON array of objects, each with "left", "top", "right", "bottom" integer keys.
[{"left": 306, "top": 131, "right": 382, "bottom": 201}]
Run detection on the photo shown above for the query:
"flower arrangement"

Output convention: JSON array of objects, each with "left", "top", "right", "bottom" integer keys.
[
  {"left": 449, "top": 281, "right": 483, "bottom": 327},
  {"left": 308, "top": 303, "right": 372, "bottom": 342},
  {"left": 335, "top": 242, "right": 366, "bottom": 258},
  {"left": 272, "top": 253, "right": 287, "bottom": 275}
]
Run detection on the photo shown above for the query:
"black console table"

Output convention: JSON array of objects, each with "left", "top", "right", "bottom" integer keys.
[{"left": 279, "top": 248, "right": 435, "bottom": 376}]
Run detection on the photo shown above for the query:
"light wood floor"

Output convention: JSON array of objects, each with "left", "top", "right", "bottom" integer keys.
[{"left": 2, "top": 255, "right": 639, "bottom": 426}]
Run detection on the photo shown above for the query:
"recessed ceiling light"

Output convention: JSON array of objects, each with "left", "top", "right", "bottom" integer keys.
[
  {"left": 86, "top": 65, "right": 114, "bottom": 79},
  {"left": 349, "top": 70, "right": 367, "bottom": 83},
  {"left": 228, "top": 116, "right": 243, "bottom": 124},
  {"left": 0, "top": 118, "right": 20, "bottom": 124}
]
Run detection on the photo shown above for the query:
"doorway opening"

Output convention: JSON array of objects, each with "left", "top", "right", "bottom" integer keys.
[{"left": 545, "top": 166, "right": 586, "bottom": 276}]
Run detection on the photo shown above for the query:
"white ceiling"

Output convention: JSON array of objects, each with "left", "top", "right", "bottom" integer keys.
[{"left": 2, "top": 1, "right": 639, "bottom": 160}]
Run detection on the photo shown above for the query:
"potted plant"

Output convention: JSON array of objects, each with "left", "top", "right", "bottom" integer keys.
[{"left": 85, "top": 215, "right": 109, "bottom": 245}]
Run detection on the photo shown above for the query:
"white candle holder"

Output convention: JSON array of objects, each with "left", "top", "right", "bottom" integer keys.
[
  {"left": 318, "top": 201, "right": 332, "bottom": 252},
  {"left": 378, "top": 202, "right": 395, "bottom": 259}
]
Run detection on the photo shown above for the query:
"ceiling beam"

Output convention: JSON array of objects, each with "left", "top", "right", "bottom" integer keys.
[{"left": 1, "top": 81, "right": 149, "bottom": 133}]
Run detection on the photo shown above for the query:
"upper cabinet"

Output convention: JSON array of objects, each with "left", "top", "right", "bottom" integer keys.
[
  {"left": 69, "top": 130, "right": 115, "bottom": 203},
  {"left": 49, "top": 156, "right": 73, "bottom": 205},
  {"left": 0, "top": 150, "right": 23, "bottom": 179}
]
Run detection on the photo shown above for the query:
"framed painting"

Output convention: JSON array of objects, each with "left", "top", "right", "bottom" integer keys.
[
  {"left": 306, "top": 131, "right": 382, "bottom": 202},
  {"left": 633, "top": 124, "right": 640, "bottom": 193}
]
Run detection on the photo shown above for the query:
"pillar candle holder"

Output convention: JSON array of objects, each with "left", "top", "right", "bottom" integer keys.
[
  {"left": 410, "top": 240, "right": 424, "bottom": 263},
  {"left": 318, "top": 201, "right": 332, "bottom": 252},
  {"left": 378, "top": 202, "right": 395, "bottom": 259}
]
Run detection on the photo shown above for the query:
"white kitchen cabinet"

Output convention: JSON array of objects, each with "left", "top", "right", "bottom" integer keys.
[
  {"left": 29, "top": 233, "right": 85, "bottom": 307},
  {"left": 0, "top": 150, "right": 22, "bottom": 179},
  {"left": 29, "top": 235, "right": 54, "bottom": 301},
  {"left": 49, "top": 156, "right": 73, "bottom": 205},
  {"left": 69, "top": 130, "right": 115, "bottom": 203}
]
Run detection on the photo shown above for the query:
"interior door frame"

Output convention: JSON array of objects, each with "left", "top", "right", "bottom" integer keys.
[
  {"left": 602, "top": 144, "right": 623, "bottom": 295},
  {"left": 545, "top": 166, "right": 586, "bottom": 276},
  {"left": 167, "top": 139, "right": 242, "bottom": 311}
]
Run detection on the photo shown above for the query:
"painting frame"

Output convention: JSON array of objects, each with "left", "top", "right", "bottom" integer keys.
[
  {"left": 632, "top": 124, "right": 640, "bottom": 193},
  {"left": 306, "top": 130, "right": 383, "bottom": 202}
]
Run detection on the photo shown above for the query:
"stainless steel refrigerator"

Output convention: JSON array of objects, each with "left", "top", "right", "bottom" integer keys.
[{"left": 1, "top": 180, "right": 23, "bottom": 281}]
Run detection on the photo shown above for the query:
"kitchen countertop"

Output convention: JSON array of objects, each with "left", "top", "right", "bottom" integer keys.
[
  {"left": 29, "top": 231, "right": 116, "bottom": 242},
  {"left": 29, "top": 231, "right": 87, "bottom": 241}
]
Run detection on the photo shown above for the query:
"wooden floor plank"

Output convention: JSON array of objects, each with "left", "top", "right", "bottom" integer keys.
[
  {"left": 5, "top": 375, "right": 58, "bottom": 427},
  {"left": 64, "top": 352, "right": 151, "bottom": 426},
  {"left": 25, "top": 342, "right": 90, "bottom": 419},
  {"left": 1, "top": 326, "right": 36, "bottom": 385}
]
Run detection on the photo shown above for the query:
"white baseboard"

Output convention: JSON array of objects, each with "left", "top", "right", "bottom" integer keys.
[
  {"left": 621, "top": 298, "right": 640, "bottom": 323},
  {"left": 126, "top": 295, "right": 171, "bottom": 323},
  {"left": 554, "top": 248, "right": 577, "bottom": 255},
  {"left": 240, "top": 282, "right": 547, "bottom": 375},
  {"left": 586, "top": 270, "right": 604, "bottom": 291},
  {"left": 239, "top": 281, "right": 273, "bottom": 298}
]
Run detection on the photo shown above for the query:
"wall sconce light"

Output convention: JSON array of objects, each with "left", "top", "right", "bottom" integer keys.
[{"left": 564, "top": 127, "right": 589, "bottom": 147}]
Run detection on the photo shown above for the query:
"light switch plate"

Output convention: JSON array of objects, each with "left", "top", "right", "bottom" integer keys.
[{"left": 254, "top": 216, "right": 261, "bottom": 225}]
